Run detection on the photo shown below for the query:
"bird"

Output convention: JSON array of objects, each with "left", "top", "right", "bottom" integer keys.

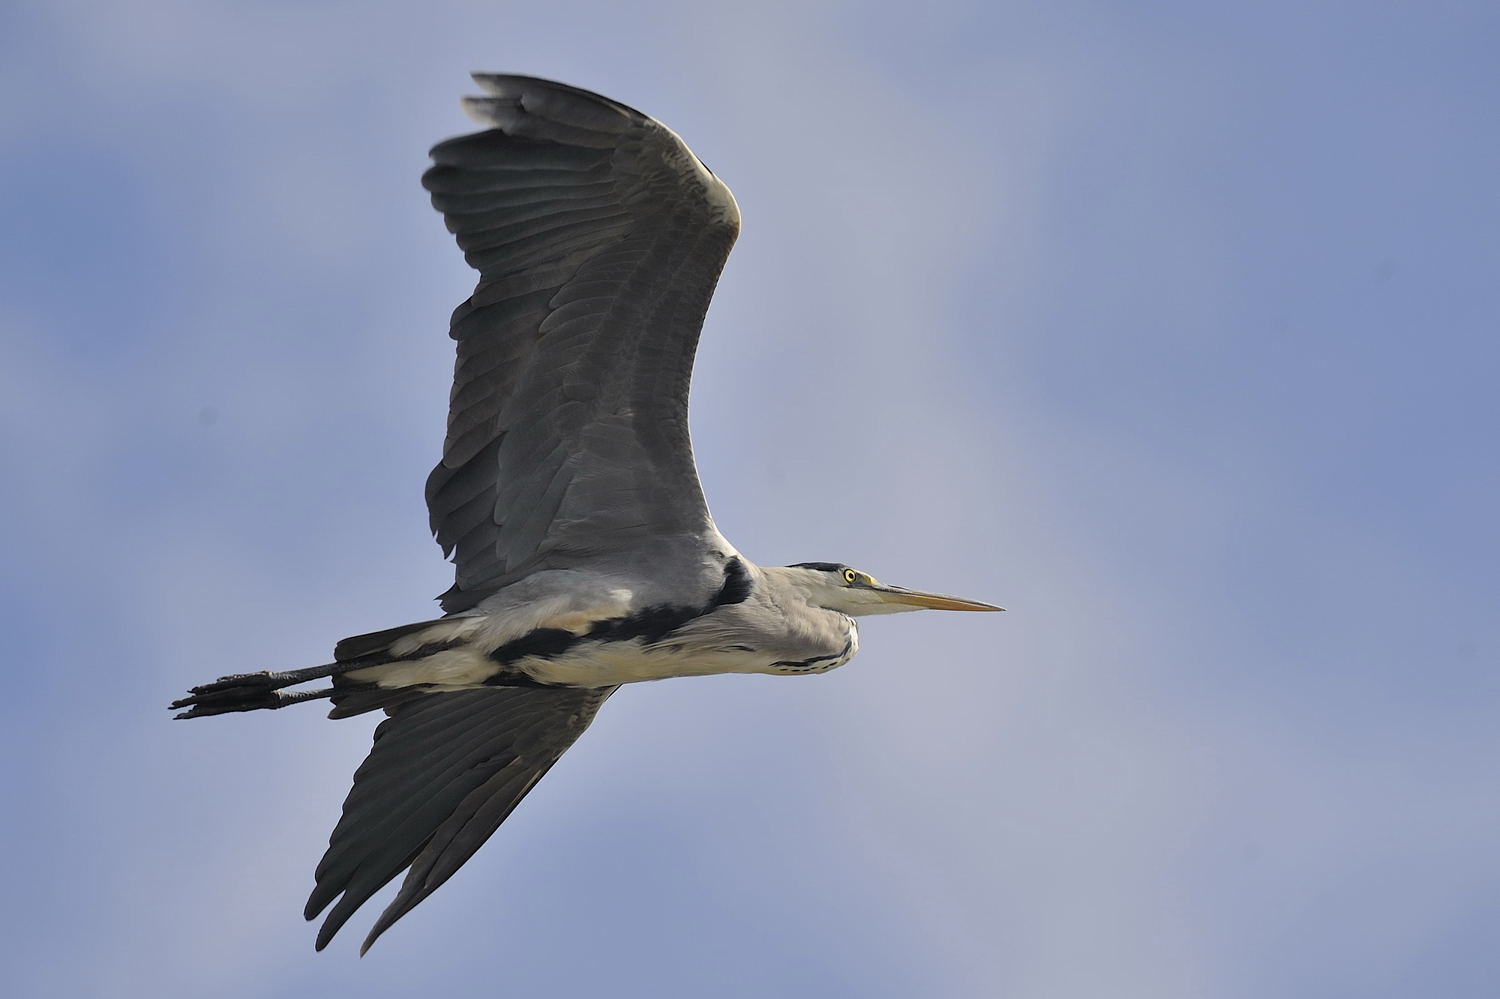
[{"left": 171, "top": 74, "right": 1003, "bottom": 954}]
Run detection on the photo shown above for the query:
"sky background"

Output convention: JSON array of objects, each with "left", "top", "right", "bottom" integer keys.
[{"left": 2, "top": 1, "right": 1497, "bottom": 996}]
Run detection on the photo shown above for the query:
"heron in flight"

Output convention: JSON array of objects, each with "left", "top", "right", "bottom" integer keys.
[{"left": 172, "top": 75, "right": 1002, "bottom": 953}]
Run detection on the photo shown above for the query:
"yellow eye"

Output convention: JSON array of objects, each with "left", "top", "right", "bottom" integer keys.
[{"left": 843, "top": 569, "right": 858, "bottom": 584}]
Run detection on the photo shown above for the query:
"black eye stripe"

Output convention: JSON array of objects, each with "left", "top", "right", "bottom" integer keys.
[{"left": 789, "top": 562, "right": 845, "bottom": 573}]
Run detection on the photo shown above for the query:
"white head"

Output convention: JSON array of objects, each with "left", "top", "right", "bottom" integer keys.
[{"left": 780, "top": 562, "right": 1004, "bottom": 617}]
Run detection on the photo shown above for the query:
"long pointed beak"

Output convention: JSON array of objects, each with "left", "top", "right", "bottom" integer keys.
[{"left": 871, "top": 584, "right": 1005, "bottom": 612}]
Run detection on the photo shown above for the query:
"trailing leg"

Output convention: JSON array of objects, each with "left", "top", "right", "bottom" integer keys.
[{"left": 170, "top": 663, "right": 350, "bottom": 718}]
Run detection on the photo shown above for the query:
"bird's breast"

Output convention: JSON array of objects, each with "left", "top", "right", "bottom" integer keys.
[
  {"left": 516, "top": 637, "right": 763, "bottom": 686},
  {"left": 515, "top": 611, "right": 859, "bottom": 686}
]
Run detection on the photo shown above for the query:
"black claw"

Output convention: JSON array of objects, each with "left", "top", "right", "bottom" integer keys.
[
  {"left": 189, "top": 671, "right": 278, "bottom": 695},
  {"left": 170, "top": 682, "right": 338, "bottom": 718},
  {"left": 171, "top": 662, "right": 347, "bottom": 718}
]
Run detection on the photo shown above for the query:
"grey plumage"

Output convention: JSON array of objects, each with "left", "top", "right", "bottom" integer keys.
[
  {"left": 171, "top": 74, "right": 1001, "bottom": 953},
  {"left": 423, "top": 74, "right": 740, "bottom": 614},
  {"left": 306, "top": 686, "right": 614, "bottom": 953}
]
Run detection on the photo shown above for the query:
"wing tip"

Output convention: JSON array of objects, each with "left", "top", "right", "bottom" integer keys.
[
  {"left": 459, "top": 93, "right": 510, "bottom": 128},
  {"left": 458, "top": 73, "right": 645, "bottom": 136}
]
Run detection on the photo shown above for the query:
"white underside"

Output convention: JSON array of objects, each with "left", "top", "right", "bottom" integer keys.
[
  {"left": 343, "top": 566, "right": 861, "bottom": 691},
  {"left": 520, "top": 639, "right": 797, "bottom": 687},
  {"left": 348, "top": 630, "right": 857, "bottom": 692}
]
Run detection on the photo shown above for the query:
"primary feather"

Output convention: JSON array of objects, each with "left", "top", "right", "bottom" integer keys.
[{"left": 423, "top": 74, "right": 741, "bottom": 613}]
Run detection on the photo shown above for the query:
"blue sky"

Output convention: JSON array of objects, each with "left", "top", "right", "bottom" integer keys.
[{"left": 2, "top": 1, "right": 1497, "bottom": 996}]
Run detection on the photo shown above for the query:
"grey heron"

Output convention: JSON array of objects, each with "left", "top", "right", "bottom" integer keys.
[{"left": 171, "top": 74, "right": 1002, "bottom": 953}]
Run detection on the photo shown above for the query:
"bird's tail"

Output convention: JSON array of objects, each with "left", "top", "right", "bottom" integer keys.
[{"left": 169, "top": 616, "right": 479, "bottom": 720}]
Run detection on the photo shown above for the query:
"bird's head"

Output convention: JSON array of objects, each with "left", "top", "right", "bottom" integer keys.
[{"left": 783, "top": 562, "right": 1004, "bottom": 617}]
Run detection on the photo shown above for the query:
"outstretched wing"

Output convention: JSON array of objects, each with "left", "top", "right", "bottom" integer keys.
[
  {"left": 423, "top": 75, "right": 742, "bottom": 612},
  {"left": 305, "top": 686, "right": 616, "bottom": 952}
]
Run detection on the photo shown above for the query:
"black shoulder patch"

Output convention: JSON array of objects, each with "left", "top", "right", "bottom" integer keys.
[
  {"left": 787, "top": 561, "right": 847, "bottom": 573},
  {"left": 495, "top": 558, "right": 757, "bottom": 666},
  {"left": 589, "top": 558, "right": 753, "bottom": 644},
  {"left": 712, "top": 557, "right": 753, "bottom": 607},
  {"left": 490, "top": 628, "right": 581, "bottom": 665},
  {"left": 588, "top": 605, "right": 699, "bottom": 645}
]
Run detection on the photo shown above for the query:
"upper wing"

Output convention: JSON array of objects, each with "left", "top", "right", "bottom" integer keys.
[
  {"left": 304, "top": 685, "right": 616, "bottom": 953},
  {"left": 423, "top": 75, "right": 742, "bottom": 612}
]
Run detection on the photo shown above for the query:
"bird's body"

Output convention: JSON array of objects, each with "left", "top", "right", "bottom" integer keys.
[
  {"left": 173, "top": 74, "right": 1000, "bottom": 953},
  {"left": 339, "top": 559, "right": 859, "bottom": 692}
]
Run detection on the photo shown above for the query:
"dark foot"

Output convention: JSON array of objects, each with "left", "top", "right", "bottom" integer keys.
[{"left": 171, "top": 672, "right": 337, "bottom": 718}]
